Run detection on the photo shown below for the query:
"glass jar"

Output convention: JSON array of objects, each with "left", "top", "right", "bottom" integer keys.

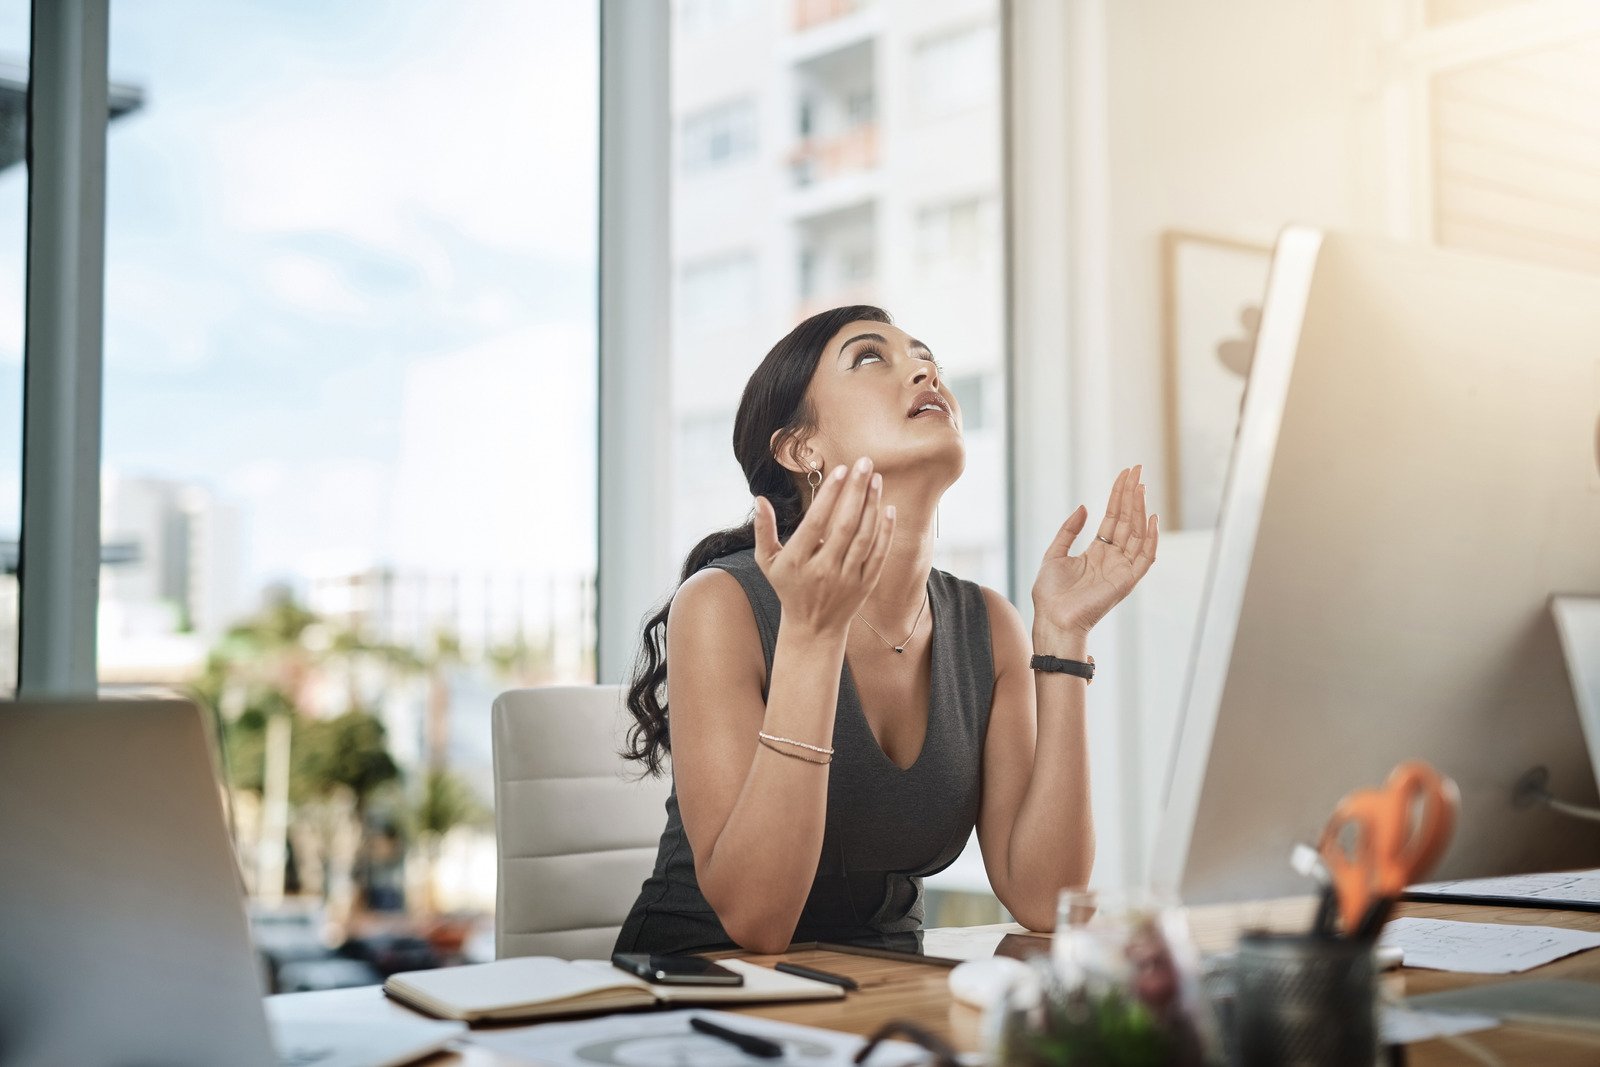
[{"left": 989, "top": 888, "right": 1223, "bottom": 1067}]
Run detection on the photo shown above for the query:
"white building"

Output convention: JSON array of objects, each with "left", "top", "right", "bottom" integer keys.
[
  {"left": 669, "top": 0, "right": 1008, "bottom": 590},
  {"left": 98, "top": 475, "right": 244, "bottom": 681}
]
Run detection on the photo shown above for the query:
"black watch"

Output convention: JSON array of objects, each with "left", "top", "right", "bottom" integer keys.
[{"left": 1029, "top": 653, "right": 1095, "bottom": 683}]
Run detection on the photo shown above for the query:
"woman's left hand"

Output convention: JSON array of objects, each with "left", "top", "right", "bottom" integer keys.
[{"left": 1031, "top": 465, "right": 1159, "bottom": 638}]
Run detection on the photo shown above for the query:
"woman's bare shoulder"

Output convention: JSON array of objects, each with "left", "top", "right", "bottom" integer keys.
[
  {"left": 668, "top": 567, "right": 766, "bottom": 687},
  {"left": 673, "top": 565, "right": 751, "bottom": 618}
]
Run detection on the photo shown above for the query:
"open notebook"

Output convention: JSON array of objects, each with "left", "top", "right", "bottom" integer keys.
[{"left": 383, "top": 957, "right": 843, "bottom": 1023}]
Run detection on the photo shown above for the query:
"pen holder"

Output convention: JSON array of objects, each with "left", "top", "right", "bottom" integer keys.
[{"left": 1232, "top": 932, "right": 1377, "bottom": 1067}]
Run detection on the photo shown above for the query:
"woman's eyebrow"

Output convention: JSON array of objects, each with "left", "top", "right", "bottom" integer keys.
[
  {"left": 836, "top": 332, "right": 935, "bottom": 362},
  {"left": 840, "top": 332, "right": 888, "bottom": 354}
]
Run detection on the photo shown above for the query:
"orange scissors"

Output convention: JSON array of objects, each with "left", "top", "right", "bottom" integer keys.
[{"left": 1317, "top": 760, "right": 1460, "bottom": 937}]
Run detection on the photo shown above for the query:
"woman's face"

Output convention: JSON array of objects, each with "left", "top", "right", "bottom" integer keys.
[{"left": 798, "top": 319, "right": 965, "bottom": 484}]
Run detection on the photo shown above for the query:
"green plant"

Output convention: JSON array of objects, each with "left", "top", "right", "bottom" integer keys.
[{"left": 1012, "top": 986, "right": 1174, "bottom": 1067}]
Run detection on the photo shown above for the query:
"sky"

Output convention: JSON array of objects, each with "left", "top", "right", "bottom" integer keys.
[{"left": 0, "top": 0, "right": 599, "bottom": 597}]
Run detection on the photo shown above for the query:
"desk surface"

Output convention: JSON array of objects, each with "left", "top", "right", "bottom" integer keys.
[{"left": 271, "top": 900, "right": 1600, "bottom": 1066}]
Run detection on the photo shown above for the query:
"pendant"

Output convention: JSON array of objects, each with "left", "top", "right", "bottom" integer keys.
[{"left": 894, "top": 646, "right": 905, "bottom": 654}]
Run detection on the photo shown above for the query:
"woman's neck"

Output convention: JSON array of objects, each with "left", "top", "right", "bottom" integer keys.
[{"left": 858, "top": 493, "right": 937, "bottom": 630}]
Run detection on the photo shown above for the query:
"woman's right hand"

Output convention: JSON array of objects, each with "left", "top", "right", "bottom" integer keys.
[{"left": 753, "top": 456, "right": 897, "bottom": 641}]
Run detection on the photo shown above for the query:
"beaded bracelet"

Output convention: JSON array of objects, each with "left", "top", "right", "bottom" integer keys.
[
  {"left": 758, "top": 730, "right": 835, "bottom": 756},
  {"left": 759, "top": 736, "right": 831, "bottom": 765}
]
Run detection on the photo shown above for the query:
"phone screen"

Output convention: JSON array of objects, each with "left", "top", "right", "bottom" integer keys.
[{"left": 611, "top": 952, "right": 745, "bottom": 986}]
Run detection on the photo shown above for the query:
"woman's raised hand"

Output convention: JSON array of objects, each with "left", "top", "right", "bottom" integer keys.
[
  {"left": 1031, "top": 464, "right": 1159, "bottom": 638},
  {"left": 753, "top": 456, "right": 897, "bottom": 640}
]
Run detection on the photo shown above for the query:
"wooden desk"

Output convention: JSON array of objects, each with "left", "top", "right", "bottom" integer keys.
[{"left": 269, "top": 900, "right": 1600, "bottom": 1065}]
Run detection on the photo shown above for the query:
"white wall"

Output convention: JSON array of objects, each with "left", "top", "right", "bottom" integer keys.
[{"left": 1061, "top": 0, "right": 1392, "bottom": 887}]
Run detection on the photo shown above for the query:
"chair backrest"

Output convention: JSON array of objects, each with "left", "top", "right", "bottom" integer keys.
[{"left": 491, "top": 685, "right": 672, "bottom": 960}]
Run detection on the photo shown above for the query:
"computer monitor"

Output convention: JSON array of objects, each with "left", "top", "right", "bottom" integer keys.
[{"left": 1152, "top": 227, "right": 1600, "bottom": 904}]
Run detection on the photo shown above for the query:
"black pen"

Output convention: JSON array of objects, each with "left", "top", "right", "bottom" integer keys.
[
  {"left": 775, "top": 961, "right": 859, "bottom": 990},
  {"left": 690, "top": 1016, "right": 784, "bottom": 1059}
]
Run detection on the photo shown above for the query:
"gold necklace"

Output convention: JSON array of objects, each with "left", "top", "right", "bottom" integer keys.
[{"left": 855, "top": 591, "right": 929, "bottom": 654}]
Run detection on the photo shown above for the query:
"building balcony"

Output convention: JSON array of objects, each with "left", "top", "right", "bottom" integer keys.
[
  {"left": 792, "top": 0, "right": 868, "bottom": 32},
  {"left": 787, "top": 123, "right": 879, "bottom": 189}
]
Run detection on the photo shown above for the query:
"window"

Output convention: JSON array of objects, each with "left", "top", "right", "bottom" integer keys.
[
  {"left": 678, "top": 0, "right": 762, "bottom": 35},
  {"left": 916, "top": 195, "right": 998, "bottom": 275},
  {"left": 1430, "top": 37, "right": 1600, "bottom": 275},
  {"left": 101, "top": 1, "right": 598, "bottom": 932},
  {"left": 796, "top": 203, "right": 875, "bottom": 305},
  {"left": 681, "top": 97, "right": 758, "bottom": 173},
  {"left": 0, "top": 1, "right": 23, "bottom": 692},
  {"left": 911, "top": 23, "right": 999, "bottom": 121}
]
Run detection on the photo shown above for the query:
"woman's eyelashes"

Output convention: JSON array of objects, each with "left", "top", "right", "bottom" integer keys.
[{"left": 849, "top": 346, "right": 944, "bottom": 374}]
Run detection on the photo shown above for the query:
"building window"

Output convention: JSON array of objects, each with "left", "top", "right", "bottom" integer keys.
[
  {"left": 911, "top": 23, "right": 999, "bottom": 121},
  {"left": 678, "top": 0, "right": 761, "bottom": 35},
  {"left": 681, "top": 97, "right": 758, "bottom": 174},
  {"left": 916, "top": 196, "right": 996, "bottom": 274}
]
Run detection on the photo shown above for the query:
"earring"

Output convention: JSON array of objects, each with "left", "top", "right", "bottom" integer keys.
[{"left": 806, "top": 462, "right": 823, "bottom": 505}]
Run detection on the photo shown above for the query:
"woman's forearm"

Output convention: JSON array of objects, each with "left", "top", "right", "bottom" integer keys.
[
  {"left": 1003, "top": 624, "right": 1095, "bottom": 928},
  {"left": 698, "top": 621, "right": 846, "bottom": 952}
]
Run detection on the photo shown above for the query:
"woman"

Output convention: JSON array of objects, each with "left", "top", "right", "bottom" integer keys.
[{"left": 615, "top": 305, "right": 1158, "bottom": 955}]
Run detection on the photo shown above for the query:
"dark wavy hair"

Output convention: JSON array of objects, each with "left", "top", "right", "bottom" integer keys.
[{"left": 623, "top": 305, "right": 893, "bottom": 776}]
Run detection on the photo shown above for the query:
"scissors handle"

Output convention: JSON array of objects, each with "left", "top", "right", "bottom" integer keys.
[
  {"left": 1318, "top": 791, "right": 1386, "bottom": 935},
  {"left": 1381, "top": 760, "right": 1459, "bottom": 889},
  {"left": 1317, "top": 762, "right": 1460, "bottom": 936}
]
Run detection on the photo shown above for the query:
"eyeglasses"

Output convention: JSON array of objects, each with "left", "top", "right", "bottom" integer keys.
[{"left": 852, "top": 1018, "right": 963, "bottom": 1067}]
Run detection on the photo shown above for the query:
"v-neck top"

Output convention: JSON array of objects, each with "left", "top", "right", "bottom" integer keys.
[{"left": 614, "top": 546, "right": 995, "bottom": 955}]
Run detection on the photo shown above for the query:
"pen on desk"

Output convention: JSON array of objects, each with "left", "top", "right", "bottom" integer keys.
[
  {"left": 1292, "top": 842, "right": 1339, "bottom": 939},
  {"left": 775, "top": 961, "right": 859, "bottom": 990},
  {"left": 689, "top": 1016, "right": 784, "bottom": 1059},
  {"left": 1311, "top": 884, "right": 1340, "bottom": 939},
  {"left": 1356, "top": 896, "right": 1395, "bottom": 942}
]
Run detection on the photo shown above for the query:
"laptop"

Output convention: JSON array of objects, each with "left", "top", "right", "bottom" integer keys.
[{"left": 0, "top": 698, "right": 463, "bottom": 1067}]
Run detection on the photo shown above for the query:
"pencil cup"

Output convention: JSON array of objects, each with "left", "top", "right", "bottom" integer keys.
[{"left": 1232, "top": 932, "right": 1377, "bottom": 1067}]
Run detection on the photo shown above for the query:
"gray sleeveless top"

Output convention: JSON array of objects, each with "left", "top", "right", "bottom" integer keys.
[{"left": 614, "top": 547, "right": 995, "bottom": 955}]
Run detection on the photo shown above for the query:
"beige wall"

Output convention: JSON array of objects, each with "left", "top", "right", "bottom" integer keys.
[{"left": 1081, "top": 0, "right": 1387, "bottom": 886}]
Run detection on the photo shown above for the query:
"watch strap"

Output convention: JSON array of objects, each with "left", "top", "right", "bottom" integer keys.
[{"left": 1030, "top": 653, "right": 1095, "bottom": 682}]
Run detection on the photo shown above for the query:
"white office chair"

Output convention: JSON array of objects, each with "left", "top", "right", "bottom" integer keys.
[{"left": 491, "top": 685, "right": 673, "bottom": 960}]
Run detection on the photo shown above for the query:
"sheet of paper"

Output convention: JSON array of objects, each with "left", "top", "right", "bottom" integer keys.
[
  {"left": 1408, "top": 869, "right": 1600, "bottom": 906},
  {"left": 1380, "top": 917, "right": 1600, "bottom": 974},
  {"left": 469, "top": 1008, "right": 929, "bottom": 1066},
  {"left": 1380, "top": 1005, "right": 1498, "bottom": 1045}
]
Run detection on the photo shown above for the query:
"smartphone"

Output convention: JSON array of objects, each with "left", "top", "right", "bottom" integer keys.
[{"left": 610, "top": 952, "right": 745, "bottom": 986}]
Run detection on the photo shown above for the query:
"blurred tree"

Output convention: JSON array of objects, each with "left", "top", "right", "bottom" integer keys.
[
  {"left": 486, "top": 633, "right": 556, "bottom": 683},
  {"left": 408, "top": 768, "right": 488, "bottom": 916},
  {"left": 297, "top": 710, "right": 401, "bottom": 815},
  {"left": 423, "top": 630, "right": 463, "bottom": 771}
]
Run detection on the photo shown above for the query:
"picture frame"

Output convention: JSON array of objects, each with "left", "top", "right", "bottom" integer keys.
[{"left": 1160, "top": 230, "right": 1274, "bottom": 530}]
